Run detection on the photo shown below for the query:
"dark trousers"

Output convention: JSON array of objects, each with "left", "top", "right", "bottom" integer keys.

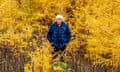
[
  {"left": 52, "top": 45, "right": 66, "bottom": 60},
  {"left": 54, "top": 45, "right": 66, "bottom": 53}
]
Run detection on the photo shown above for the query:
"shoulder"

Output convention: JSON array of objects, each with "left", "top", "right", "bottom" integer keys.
[{"left": 62, "top": 22, "right": 69, "bottom": 27}]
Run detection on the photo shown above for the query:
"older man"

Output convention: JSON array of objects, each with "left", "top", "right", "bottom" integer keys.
[{"left": 47, "top": 15, "right": 71, "bottom": 56}]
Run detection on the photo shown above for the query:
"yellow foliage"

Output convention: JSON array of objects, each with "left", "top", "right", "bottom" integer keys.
[{"left": 0, "top": 0, "right": 120, "bottom": 72}]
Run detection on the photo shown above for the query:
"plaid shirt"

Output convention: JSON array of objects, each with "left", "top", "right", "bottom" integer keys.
[{"left": 47, "top": 22, "right": 71, "bottom": 48}]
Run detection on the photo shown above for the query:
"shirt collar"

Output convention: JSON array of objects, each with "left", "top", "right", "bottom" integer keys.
[{"left": 55, "top": 22, "right": 64, "bottom": 26}]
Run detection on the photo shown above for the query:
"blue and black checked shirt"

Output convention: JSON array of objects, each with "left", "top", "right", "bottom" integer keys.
[{"left": 47, "top": 22, "right": 71, "bottom": 48}]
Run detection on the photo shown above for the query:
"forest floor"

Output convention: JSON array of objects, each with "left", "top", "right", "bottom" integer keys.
[{"left": 50, "top": 50, "right": 99, "bottom": 72}]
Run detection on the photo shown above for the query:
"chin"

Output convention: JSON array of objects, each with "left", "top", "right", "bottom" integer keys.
[{"left": 57, "top": 22, "right": 62, "bottom": 24}]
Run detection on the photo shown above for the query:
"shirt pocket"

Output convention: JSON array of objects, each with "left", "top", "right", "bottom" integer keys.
[{"left": 61, "top": 27, "right": 66, "bottom": 34}]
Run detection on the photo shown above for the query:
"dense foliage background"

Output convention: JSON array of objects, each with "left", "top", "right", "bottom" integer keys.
[{"left": 0, "top": 0, "right": 120, "bottom": 72}]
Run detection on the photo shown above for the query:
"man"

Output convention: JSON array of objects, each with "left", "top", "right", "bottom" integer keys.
[{"left": 47, "top": 15, "right": 71, "bottom": 59}]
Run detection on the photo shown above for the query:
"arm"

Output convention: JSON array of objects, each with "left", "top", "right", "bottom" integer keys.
[{"left": 47, "top": 24, "right": 53, "bottom": 43}]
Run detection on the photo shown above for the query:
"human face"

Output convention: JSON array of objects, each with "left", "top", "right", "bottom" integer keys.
[{"left": 56, "top": 18, "right": 62, "bottom": 25}]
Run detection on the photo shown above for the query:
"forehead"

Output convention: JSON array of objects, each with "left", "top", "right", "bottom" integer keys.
[{"left": 56, "top": 18, "right": 62, "bottom": 20}]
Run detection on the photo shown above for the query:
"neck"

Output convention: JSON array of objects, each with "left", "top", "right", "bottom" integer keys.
[
  {"left": 57, "top": 23, "right": 62, "bottom": 25},
  {"left": 56, "top": 23, "right": 62, "bottom": 26},
  {"left": 56, "top": 22, "right": 63, "bottom": 24}
]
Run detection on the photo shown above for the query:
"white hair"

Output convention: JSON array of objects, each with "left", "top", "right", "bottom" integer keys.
[{"left": 56, "top": 15, "right": 63, "bottom": 19}]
